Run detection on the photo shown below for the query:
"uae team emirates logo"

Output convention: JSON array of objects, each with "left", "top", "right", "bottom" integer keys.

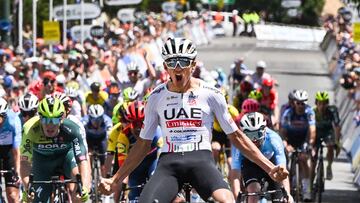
[
  {"left": 164, "top": 107, "right": 202, "bottom": 128},
  {"left": 166, "top": 119, "right": 202, "bottom": 128}
]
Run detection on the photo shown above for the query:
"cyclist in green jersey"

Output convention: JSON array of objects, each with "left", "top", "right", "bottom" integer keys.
[
  {"left": 20, "top": 96, "right": 91, "bottom": 202},
  {"left": 313, "top": 91, "right": 341, "bottom": 180}
]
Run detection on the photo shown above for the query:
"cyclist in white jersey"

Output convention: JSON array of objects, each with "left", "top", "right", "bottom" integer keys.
[{"left": 99, "top": 38, "right": 288, "bottom": 202}]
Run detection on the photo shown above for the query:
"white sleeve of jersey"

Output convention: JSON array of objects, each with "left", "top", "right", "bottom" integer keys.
[
  {"left": 139, "top": 94, "right": 159, "bottom": 141},
  {"left": 209, "top": 90, "right": 238, "bottom": 135}
]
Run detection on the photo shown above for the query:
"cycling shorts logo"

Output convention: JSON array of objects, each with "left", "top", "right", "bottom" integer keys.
[{"left": 166, "top": 119, "right": 202, "bottom": 128}]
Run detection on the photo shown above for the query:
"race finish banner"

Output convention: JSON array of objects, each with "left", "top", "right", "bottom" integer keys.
[
  {"left": 105, "top": 0, "right": 142, "bottom": 6},
  {"left": 43, "top": 21, "right": 60, "bottom": 44},
  {"left": 354, "top": 22, "right": 360, "bottom": 43}
]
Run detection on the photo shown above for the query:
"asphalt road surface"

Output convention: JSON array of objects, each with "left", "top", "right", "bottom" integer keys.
[{"left": 197, "top": 36, "right": 360, "bottom": 203}]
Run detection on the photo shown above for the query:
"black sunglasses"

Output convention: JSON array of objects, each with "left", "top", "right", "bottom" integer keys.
[
  {"left": 165, "top": 58, "right": 193, "bottom": 69},
  {"left": 43, "top": 78, "right": 56, "bottom": 85},
  {"left": 295, "top": 101, "right": 306, "bottom": 106},
  {"left": 21, "top": 109, "right": 37, "bottom": 117}
]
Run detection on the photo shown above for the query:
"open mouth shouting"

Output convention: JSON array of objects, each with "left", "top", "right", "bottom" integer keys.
[{"left": 175, "top": 74, "right": 183, "bottom": 82}]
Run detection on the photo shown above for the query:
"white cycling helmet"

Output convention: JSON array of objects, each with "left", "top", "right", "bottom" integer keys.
[
  {"left": 240, "top": 112, "right": 267, "bottom": 141},
  {"left": 52, "top": 92, "right": 72, "bottom": 111},
  {"left": 88, "top": 104, "right": 104, "bottom": 118},
  {"left": 161, "top": 38, "right": 197, "bottom": 61},
  {"left": 18, "top": 93, "right": 39, "bottom": 111},
  {"left": 127, "top": 61, "right": 139, "bottom": 72},
  {"left": 293, "top": 89, "right": 308, "bottom": 102},
  {"left": 256, "top": 60, "right": 267, "bottom": 68},
  {"left": 65, "top": 87, "right": 79, "bottom": 98},
  {"left": 0, "top": 97, "right": 8, "bottom": 115}
]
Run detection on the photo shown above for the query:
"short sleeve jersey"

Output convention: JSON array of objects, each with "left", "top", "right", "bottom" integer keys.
[
  {"left": 0, "top": 110, "right": 22, "bottom": 148},
  {"left": 281, "top": 105, "right": 316, "bottom": 137},
  {"left": 20, "top": 116, "right": 87, "bottom": 162},
  {"left": 140, "top": 81, "right": 238, "bottom": 153},
  {"left": 232, "top": 128, "right": 286, "bottom": 170}
]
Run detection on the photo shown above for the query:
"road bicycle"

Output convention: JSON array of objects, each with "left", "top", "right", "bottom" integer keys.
[
  {"left": 27, "top": 173, "right": 83, "bottom": 203},
  {"left": 0, "top": 168, "right": 18, "bottom": 203},
  {"left": 236, "top": 186, "right": 288, "bottom": 203},
  {"left": 89, "top": 149, "right": 107, "bottom": 203},
  {"left": 313, "top": 137, "right": 326, "bottom": 203},
  {"left": 288, "top": 148, "right": 304, "bottom": 203}
]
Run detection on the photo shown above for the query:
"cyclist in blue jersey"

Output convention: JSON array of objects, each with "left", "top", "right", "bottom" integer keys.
[
  {"left": 0, "top": 97, "right": 21, "bottom": 203},
  {"left": 233, "top": 112, "right": 292, "bottom": 203},
  {"left": 280, "top": 90, "right": 316, "bottom": 201},
  {"left": 82, "top": 104, "right": 113, "bottom": 176}
]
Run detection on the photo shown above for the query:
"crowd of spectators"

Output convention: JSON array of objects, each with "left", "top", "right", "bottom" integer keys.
[
  {"left": 323, "top": 7, "right": 360, "bottom": 126},
  {"left": 0, "top": 10, "right": 215, "bottom": 115}
]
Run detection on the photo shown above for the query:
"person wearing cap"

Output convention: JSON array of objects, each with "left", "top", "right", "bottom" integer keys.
[
  {"left": 251, "top": 60, "right": 271, "bottom": 89},
  {"left": 85, "top": 82, "right": 108, "bottom": 106},
  {"left": 40, "top": 71, "right": 57, "bottom": 99},
  {"left": 228, "top": 57, "right": 250, "bottom": 90},
  {"left": 259, "top": 78, "right": 279, "bottom": 129},
  {"left": 103, "top": 83, "right": 121, "bottom": 117},
  {"left": 232, "top": 79, "right": 254, "bottom": 112},
  {"left": 120, "top": 61, "right": 154, "bottom": 99}
]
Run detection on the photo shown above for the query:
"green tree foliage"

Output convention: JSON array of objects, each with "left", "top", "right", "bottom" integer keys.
[{"left": 300, "top": 0, "right": 325, "bottom": 26}]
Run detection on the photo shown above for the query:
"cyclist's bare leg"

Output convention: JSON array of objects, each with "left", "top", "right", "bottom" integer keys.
[
  {"left": 70, "top": 166, "right": 81, "bottom": 203},
  {"left": 6, "top": 187, "right": 19, "bottom": 203},
  {"left": 211, "top": 188, "right": 235, "bottom": 203},
  {"left": 299, "top": 152, "right": 312, "bottom": 196},
  {"left": 326, "top": 144, "right": 334, "bottom": 168},
  {"left": 212, "top": 141, "right": 221, "bottom": 163},
  {"left": 245, "top": 182, "right": 261, "bottom": 203},
  {"left": 229, "top": 169, "right": 241, "bottom": 198}
]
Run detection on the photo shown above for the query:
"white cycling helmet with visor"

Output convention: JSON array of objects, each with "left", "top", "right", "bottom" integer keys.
[
  {"left": 293, "top": 89, "right": 308, "bottom": 102},
  {"left": 240, "top": 112, "right": 267, "bottom": 143},
  {"left": 161, "top": 38, "right": 197, "bottom": 61},
  {"left": 18, "top": 93, "right": 39, "bottom": 111}
]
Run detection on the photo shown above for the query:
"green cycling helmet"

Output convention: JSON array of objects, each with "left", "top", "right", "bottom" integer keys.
[
  {"left": 38, "top": 97, "right": 65, "bottom": 118},
  {"left": 112, "top": 101, "right": 129, "bottom": 124},
  {"left": 248, "top": 90, "right": 263, "bottom": 101},
  {"left": 315, "top": 91, "right": 329, "bottom": 102},
  {"left": 122, "top": 87, "right": 139, "bottom": 102}
]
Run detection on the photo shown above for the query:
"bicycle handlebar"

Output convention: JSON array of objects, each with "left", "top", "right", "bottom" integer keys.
[
  {"left": 27, "top": 174, "right": 83, "bottom": 197},
  {"left": 0, "top": 168, "right": 19, "bottom": 183},
  {"left": 238, "top": 187, "right": 288, "bottom": 202}
]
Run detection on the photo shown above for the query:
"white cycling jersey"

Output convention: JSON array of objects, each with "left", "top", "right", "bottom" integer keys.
[{"left": 140, "top": 80, "right": 238, "bottom": 153}]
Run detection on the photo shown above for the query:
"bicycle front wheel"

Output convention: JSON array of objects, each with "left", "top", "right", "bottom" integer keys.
[{"left": 316, "top": 160, "right": 324, "bottom": 203}]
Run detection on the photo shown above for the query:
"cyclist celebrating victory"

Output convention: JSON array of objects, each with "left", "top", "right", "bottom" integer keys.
[{"left": 100, "top": 38, "right": 288, "bottom": 202}]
